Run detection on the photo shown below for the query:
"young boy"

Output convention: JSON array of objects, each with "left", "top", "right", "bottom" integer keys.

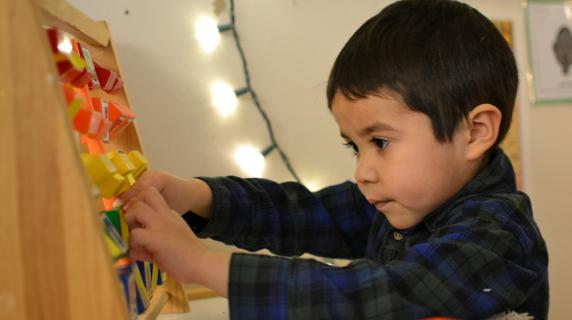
[{"left": 119, "top": 0, "right": 548, "bottom": 318}]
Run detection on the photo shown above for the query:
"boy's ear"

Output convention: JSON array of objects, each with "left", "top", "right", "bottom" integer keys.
[{"left": 465, "top": 104, "right": 502, "bottom": 161}]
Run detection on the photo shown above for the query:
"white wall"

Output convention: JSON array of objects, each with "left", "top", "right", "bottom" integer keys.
[{"left": 69, "top": 0, "right": 572, "bottom": 318}]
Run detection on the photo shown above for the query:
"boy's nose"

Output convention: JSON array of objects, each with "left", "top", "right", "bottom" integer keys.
[{"left": 354, "top": 154, "right": 379, "bottom": 185}]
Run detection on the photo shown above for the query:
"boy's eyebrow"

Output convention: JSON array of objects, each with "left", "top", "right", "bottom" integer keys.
[{"left": 340, "top": 121, "right": 397, "bottom": 139}]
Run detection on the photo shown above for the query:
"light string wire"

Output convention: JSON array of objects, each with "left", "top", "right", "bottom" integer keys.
[{"left": 226, "top": 0, "right": 301, "bottom": 182}]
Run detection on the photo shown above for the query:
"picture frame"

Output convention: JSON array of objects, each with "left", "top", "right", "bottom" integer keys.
[
  {"left": 526, "top": 0, "right": 572, "bottom": 104},
  {"left": 493, "top": 20, "right": 523, "bottom": 189}
]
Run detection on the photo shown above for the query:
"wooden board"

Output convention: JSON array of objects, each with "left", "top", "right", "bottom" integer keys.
[
  {"left": 0, "top": 0, "right": 128, "bottom": 318},
  {"left": 1, "top": 0, "right": 190, "bottom": 318}
]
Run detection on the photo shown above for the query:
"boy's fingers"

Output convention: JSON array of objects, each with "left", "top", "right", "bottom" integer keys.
[
  {"left": 125, "top": 200, "right": 155, "bottom": 228},
  {"left": 118, "top": 183, "right": 144, "bottom": 202},
  {"left": 122, "top": 197, "right": 136, "bottom": 211},
  {"left": 118, "top": 171, "right": 154, "bottom": 201},
  {"left": 129, "top": 228, "right": 154, "bottom": 253},
  {"left": 138, "top": 187, "right": 169, "bottom": 213},
  {"left": 128, "top": 247, "right": 153, "bottom": 262},
  {"left": 124, "top": 210, "right": 142, "bottom": 229}
]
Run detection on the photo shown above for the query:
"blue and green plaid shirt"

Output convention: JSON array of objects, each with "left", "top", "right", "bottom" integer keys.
[{"left": 184, "top": 148, "right": 548, "bottom": 319}]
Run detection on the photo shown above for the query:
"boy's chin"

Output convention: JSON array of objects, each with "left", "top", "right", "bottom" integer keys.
[
  {"left": 382, "top": 209, "right": 424, "bottom": 231},
  {"left": 387, "top": 220, "right": 418, "bottom": 231}
]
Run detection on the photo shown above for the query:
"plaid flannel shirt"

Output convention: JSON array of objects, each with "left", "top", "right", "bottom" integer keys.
[{"left": 184, "top": 148, "right": 548, "bottom": 319}]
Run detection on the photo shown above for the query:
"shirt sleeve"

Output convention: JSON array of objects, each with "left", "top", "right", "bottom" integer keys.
[
  {"left": 226, "top": 210, "right": 546, "bottom": 320},
  {"left": 193, "top": 176, "right": 377, "bottom": 259}
]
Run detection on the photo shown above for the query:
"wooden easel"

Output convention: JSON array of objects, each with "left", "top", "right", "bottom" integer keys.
[{"left": 0, "top": 0, "right": 192, "bottom": 318}]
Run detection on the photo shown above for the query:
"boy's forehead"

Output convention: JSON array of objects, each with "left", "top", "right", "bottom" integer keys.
[
  {"left": 331, "top": 91, "right": 415, "bottom": 117},
  {"left": 339, "top": 120, "right": 398, "bottom": 139},
  {"left": 331, "top": 91, "right": 438, "bottom": 139}
]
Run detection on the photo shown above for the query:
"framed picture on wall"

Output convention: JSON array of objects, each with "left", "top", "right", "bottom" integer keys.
[{"left": 526, "top": 0, "right": 572, "bottom": 104}]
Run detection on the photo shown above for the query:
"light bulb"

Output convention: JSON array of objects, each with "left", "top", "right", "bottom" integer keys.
[
  {"left": 305, "top": 181, "right": 322, "bottom": 192},
  {"left": 210, "top": 81, "right": 238, "bottom": 117},
  {"left": 234, "top": 145, "right": 265, "bottom": 177},
  {"left": 195, "top": 16, "right": 221, "bottom": 53}
]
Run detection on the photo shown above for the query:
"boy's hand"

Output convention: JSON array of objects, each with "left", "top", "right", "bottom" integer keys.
[
  {"left": 123, "top": 186, "right": 207, "bottom": 283},
  {"left": 119, "top": 170, "right": 187, "bottom": 213},
  {"left": 118, "top": 170, "right": 213, "bottom": 218}
]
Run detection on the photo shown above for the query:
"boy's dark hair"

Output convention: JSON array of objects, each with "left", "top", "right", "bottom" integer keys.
[{"left": 327, "top": 0, "right": 518, "bottom": 149}]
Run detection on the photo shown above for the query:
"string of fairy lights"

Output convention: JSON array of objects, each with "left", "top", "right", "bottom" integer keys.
[{"left": 195, "top": 0, "right": 301, "bottom": 182}]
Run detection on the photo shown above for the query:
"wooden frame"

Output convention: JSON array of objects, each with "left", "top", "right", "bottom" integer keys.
[
  {"left": 0, "top": 0, "right": 193, "bottom": 318},
  {"left": 493, "top": 20, "right": 523, "bottom": 189}
]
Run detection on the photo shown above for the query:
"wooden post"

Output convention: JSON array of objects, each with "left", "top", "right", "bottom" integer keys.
[
  {"left": 0, "top": 0, "right": 128, "bottom": 318},
  {"left": 0, "top": 0, "right": 194, "bottom": 318},
  {"left": 161, "top": 276, "right": 191, "bottom": 313}
]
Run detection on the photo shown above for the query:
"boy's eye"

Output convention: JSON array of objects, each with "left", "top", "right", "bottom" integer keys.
[
  {"left": 372, "top": 138, "right": 389, "bottom": 150},
  {"left": 342, "top": 141, "right": 358, "bottom": 155}
]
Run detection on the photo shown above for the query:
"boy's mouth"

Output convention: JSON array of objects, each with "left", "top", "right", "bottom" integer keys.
[
  {"left": 368, "top": 199, "right": 392, "bottom": 211},
  {"left": 375, "top": 201, "right": 392, "bottom": 211}
]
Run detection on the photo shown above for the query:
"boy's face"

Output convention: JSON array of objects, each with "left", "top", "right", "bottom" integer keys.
[{"left": 331, "top": 92, "right": 473, "bottom": 230}]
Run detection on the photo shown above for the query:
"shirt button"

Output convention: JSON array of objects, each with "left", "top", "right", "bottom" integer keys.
[{"left": 393, "top": 232, "right": 404, "bottom": 241}]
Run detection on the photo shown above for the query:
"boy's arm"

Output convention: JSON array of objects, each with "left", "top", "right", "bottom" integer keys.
[
  {"left": 119, "top": 172, "right": 376, "bottom": 259},
  {"left": 192, "top": 176, "right": 377, "bottom": 259},
  {"left": 124, "top": 185, "right": 547, "bottom": 319},
  {"left": 217, "top": 211, "right": 547, "bottom": 319}
]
